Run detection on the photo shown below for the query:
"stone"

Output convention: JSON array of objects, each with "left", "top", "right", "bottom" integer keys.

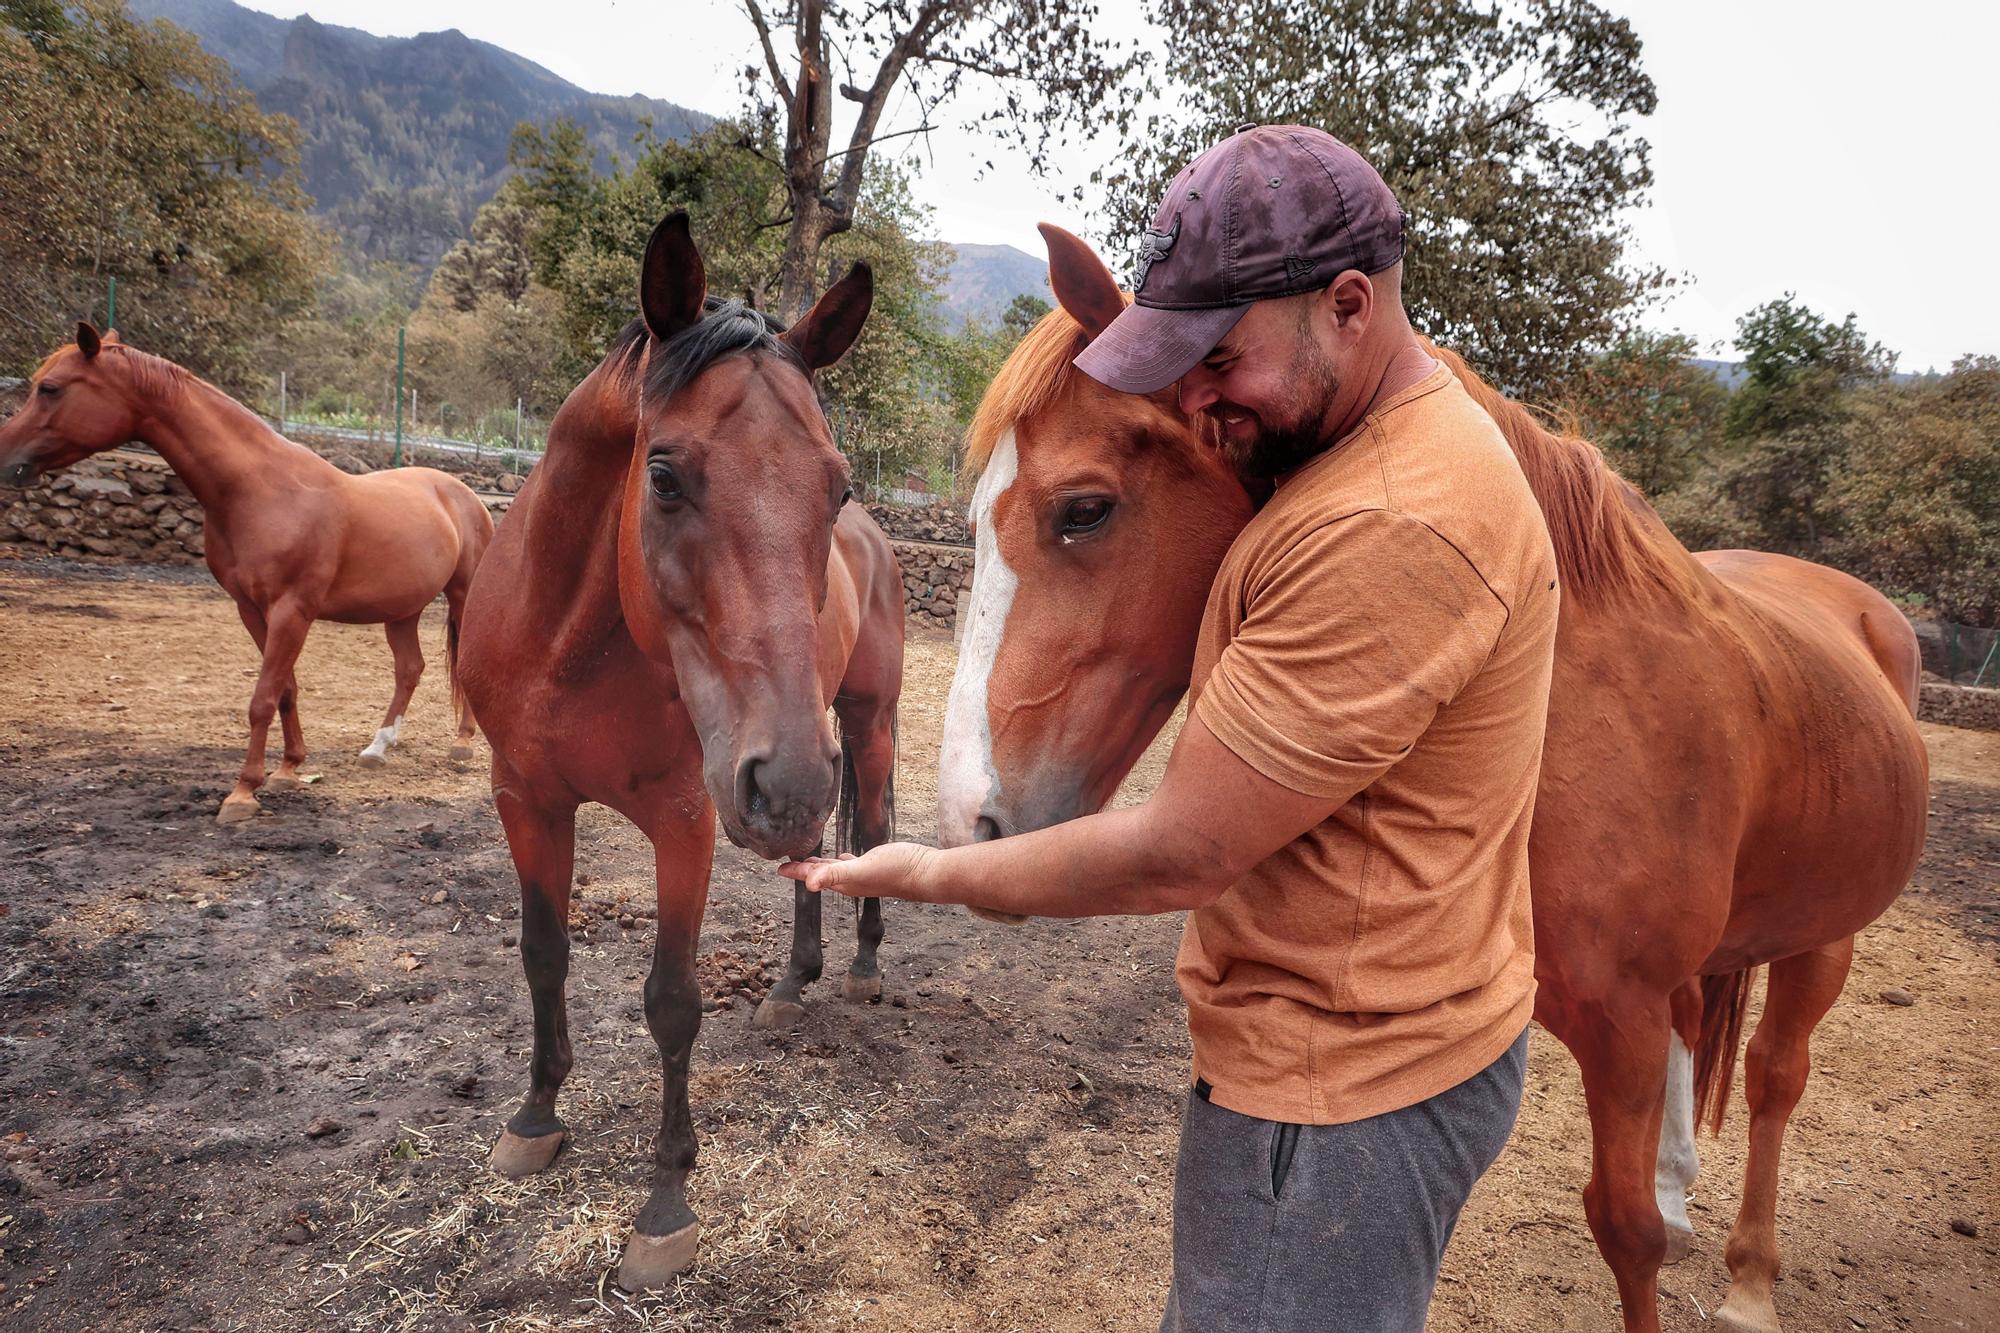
[
  {"left": 1949, "top": 1218, "right": 1977, "bottom": 1237},
  {"left": 305, "top": 1116, "right": 342, "bottom": 1138},
  {"left": 1879, "top": 989, "right": 1916, "bottom": 1006}
]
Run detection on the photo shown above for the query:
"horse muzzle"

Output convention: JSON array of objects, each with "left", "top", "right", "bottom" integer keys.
[
  {"left": 0, "top": 457, "right": 40, "bottom": 489},
  {"left": 717, "top": 743, "right": 841, "bottom": 860}
]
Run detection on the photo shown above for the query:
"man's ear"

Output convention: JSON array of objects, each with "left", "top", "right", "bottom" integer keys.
[{"left": 1322, "top": 270, "right": 1374, "bottom": 333}]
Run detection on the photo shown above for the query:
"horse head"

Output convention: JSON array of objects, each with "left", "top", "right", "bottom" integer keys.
[
  {"left": 0, "top": 324, "right": 139, "bottom": 486},
  {"left": 936, "top": 225, "right": 1255, "bottom": 851},
  {"left": 618, "top": 212, "right": 873, "bottom": 860}
]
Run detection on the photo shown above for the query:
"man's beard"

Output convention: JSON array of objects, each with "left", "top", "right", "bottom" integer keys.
[{"left": 1212, "top": 341, "right": 1342, "bottom": 482}]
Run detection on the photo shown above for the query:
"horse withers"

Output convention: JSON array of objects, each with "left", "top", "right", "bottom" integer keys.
[
  {"left": 457, "top": 213, "right": 905, "bottom": 1290},
  {"left": 0, "top": 327, "right": 492, "bottom": 821},
  {"left": 935, "top": 224, "right": 1928, "bottom": 1333}
]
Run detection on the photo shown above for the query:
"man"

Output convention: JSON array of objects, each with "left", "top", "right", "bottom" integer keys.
[{"left": 782, "top": 126, "right": 1559, "bottom": 1331}]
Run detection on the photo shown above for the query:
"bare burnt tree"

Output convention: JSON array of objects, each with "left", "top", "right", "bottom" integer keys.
[{"left": 740, "top": 0, "right": 1138, "bottom": 322}]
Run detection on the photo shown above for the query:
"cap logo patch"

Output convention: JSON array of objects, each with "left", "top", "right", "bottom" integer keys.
[
  {"left": 1134, "top": 213, "right": 1181, "bottom": 292},
  {"left": 1284, "top": 255, "right": 1317, "bottom": 284}
]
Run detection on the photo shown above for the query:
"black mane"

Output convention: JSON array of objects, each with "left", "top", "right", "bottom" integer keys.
[{"left": 605, "top": 299, "right": 800, "bottom": 406}]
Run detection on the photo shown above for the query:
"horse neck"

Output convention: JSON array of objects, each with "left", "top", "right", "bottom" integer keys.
[
  {"left": 120, "top": 358, "right": 322, "bottom": 511},
  {"left": 507, "top": 360, "right": 639, "bottom": 640}
]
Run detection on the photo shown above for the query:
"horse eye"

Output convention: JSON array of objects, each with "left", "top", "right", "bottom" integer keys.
[
  {"left": 649, "top": 462, "right": 683, "bottom": 501},
  {"left": 840, "top": 487, "right": 854, "bottom": 507},
  {"left": 37, "top": 382, "right": 59, "bottom": 396},
  {"left": 1060, "top": 497, "right": 1113, "bottom": 537}
]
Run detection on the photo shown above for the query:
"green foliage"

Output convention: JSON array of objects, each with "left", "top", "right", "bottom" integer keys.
[
  {"left": 1725, "top": 294, "right": 1895, "bottom": 440},
  {"left": 1569, "top": 331, "right": 1725, "bottom": 495},
  {"left": 1001, "top": 294, "right": 1053, "bottom": 342},
  {"left": 1101, "top": 0, "right": 1663, "bottom": 397},
  {"left": 493, "top": 115, "right": 975, "bottom": 484},
  {"left": 0, "top": 0, "right": 329, "bottom": 392},
  {"left": 1825, "top": 357, "right": 2000, "bottom": 625}
]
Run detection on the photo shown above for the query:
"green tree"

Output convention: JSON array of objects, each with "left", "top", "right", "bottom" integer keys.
[
  {"left": 1725, "top": 294, "right": 1896, "bottom": 440},
  {"left": 1569, "top": 331, "right": 1725, "bottom": 495},
  {"left": 1101, "top": 0, "right": 1663, "bottom": 397},
  {"left": 1826, "top": 355, "right": 2000, "bottom": 625},
  {"left": 1001, "top": 293, "right": 1053, "bottom": 342},
  {"left": 0, "top": 0, "right": 328, "bottom": 391},
  {"left": 1713, "top": 296, "right": 1897, "bottom": 556}
]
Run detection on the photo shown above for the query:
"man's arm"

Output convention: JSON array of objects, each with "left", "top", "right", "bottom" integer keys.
[{"left": 779, "top": 710, "right": 1342, "bottom": 917}]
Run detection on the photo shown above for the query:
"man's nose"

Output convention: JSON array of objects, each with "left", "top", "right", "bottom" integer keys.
[{"left": 1177, "top": 370, "right": 1219, "bottom": 415}]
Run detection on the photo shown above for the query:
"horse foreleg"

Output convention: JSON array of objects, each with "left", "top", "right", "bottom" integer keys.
[
  {"left": 1657, "top": 979, "right": 1705, "bottom": 1264},
  {"left": 489, "top": 782, "right": 578, "bottom": 1179},
  {"left": 754, "top": 877, "right": 824, "bottom": 1029},
  {"left": 840, "top": 710, "right": 895, "bottom": 1003},
  {"left": 358, "top": 614, "right": 424, "bottom": 767},
  {"left": 1715, "top": 937, "right": 1854, "bottom": 1333},
  {"left": 219, "top": 605, "right": 311, "bottom": 824},
  {"left": 1561, "top": 989, "right": 1674, "bottom": 1333},
  {"left": 234, "top": 602, "right": 310, "bottom": 792},
  {"left": 618, "top": 811, "right": 716, "bottom": 1291}
]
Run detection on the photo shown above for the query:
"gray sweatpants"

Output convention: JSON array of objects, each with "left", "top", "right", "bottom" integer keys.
[{"left": 1160, "top": 1027, "right": 1529, "bottom": 1333}]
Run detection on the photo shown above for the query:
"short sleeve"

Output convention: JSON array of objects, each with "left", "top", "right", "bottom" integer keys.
[{"left": 1194, "top": 509, "right": 1507, "bottom": 800}]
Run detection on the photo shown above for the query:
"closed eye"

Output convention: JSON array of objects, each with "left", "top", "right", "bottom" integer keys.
[{"left": 37, "top": 382, "right": 60, "bottom": 396}]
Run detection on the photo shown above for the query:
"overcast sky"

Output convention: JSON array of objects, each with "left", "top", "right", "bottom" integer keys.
[{"left": 236, "top": 0, "right": 1994, "bottom": 370}]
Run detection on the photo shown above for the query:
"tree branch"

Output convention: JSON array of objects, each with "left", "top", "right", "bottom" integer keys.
[
  {"left": 742, "top": 0, "right": 795, "bottom": 109},
  {"left": 827, "top": 0, "right": 951, "bottom": 220}
]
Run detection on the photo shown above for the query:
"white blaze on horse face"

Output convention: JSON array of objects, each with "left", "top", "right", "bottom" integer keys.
[
  {"left": 938, "top": 430, "right": 1020, "bottom": 847},
  {"left": 1656, "top": 1030, "right": 1701, "bottom": 1263}
]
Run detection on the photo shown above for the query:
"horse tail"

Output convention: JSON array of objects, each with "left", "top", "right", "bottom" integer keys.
[
  {"left": 1692, "top": 967, "right": 1757, "bottom": 1135},
  {"left": 445, "top": 599, "right": 469, "bottom": 732},
  {"left": 832, "top": 710, "right": 893, "bottom": 857}
]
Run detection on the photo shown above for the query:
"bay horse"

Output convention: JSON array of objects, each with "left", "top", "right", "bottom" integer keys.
[
  {"left": 457, "top": 213, "right": 905, "bottom": 1290},
  {"left": 0, "top": 326, "right": 492, "bottom": 822},
  {"left": 936, "top": 226, "right": 1929, "bottom": 1333}
]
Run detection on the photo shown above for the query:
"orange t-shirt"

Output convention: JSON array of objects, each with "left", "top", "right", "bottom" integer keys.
[{"left": 1181, "top": 364, "right": 1558, "bottom": 1125}]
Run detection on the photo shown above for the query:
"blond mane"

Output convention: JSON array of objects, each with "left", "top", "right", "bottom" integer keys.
[
  {"left": 965, "top": 304, "right": 1108, "bottom": 475},
  {"left": 1421, "top": 340, "right": 1703, "bottom": 605}
]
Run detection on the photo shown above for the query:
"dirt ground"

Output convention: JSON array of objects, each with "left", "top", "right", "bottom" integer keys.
[{"left": 0, "top": 553, "right": 1994, "bottom": 1332}]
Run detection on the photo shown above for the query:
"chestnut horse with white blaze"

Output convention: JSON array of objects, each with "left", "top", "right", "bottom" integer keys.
[
  {"left": 937, "top": 226, "right": 1928, "bottom": 1333},
  {"left": 457, "top": 213, "right": 904, "bottom": 1289},
  {"left": 0, "top": 326, "right": 492, "bottom": 822}
]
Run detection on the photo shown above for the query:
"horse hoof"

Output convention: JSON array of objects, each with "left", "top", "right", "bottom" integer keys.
[
  {"left": 356, "top": 751, "right": 387, "bottom": 769},
  {"left": 1714, "top": 1289, "right": 1782, "bottom": 1333},
  {"left": 752, "top": 997, "right": 808, "bottom": 1029},
  {"left": 966, "top": 906, "right": 1031, "bottom": 926},
  {"left": 489, "top": 1127, "right": 566, "bottom": 1179},
  {"left": 614, "top": 1221, "right": 698, "bottom": 1291},
  {"left": 216, "top": 794, "right": 259, "bottom": 824},
  {"left": 1662, "top": 1222, "right": 1694, "bottom": 1266},
  {"left": 840, "top": 973, "right": 882, "bottom": 1004},
  {"left": 264, "top": 773, "right": 304, "bottom": 792},
  {"left": 448, "top": 744, "right": 475, "bottom": 762}
]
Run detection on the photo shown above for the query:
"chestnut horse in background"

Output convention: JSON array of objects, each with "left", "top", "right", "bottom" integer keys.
[
  {"left": 0, "top": 326, "right": 492, "bottom": 822},
  {"left": 458, "top": 213, "right": 905, "bottom": 1290},
  {"left": 936, "top": 226, "right": 1928, "bottom": 1333}
]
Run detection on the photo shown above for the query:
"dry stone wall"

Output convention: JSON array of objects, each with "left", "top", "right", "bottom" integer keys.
[
  {"left": 1, "top": 451, "right": 975, "bottom": 632},
  {"left": 1919, "top": 683, "right": 2000, "bottom": 732},
  {"left": 2, "top": 450, "right": 205, "bottom": 564}
]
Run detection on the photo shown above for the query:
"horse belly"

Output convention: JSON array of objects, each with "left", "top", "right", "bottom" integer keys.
[{"left": 1710, "top": 717, "right": 1927, "bottom": 972}]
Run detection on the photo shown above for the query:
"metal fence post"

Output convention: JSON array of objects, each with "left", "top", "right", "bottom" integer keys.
[{"left": 394, "top": 327, "right": 406, "bottom": 467}]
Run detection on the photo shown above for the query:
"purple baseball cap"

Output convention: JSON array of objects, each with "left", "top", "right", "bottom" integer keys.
[{"left": 1074, "top": 124, "right": 1406, "bottom": 395}]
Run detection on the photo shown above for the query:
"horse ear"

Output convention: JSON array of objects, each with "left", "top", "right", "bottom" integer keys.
[
  {"left": 76, "top": 322, "right": 102, "bottom": 359},
  {"left": 640, "top": 212, "right": 706, "bottom": 341},
  {"left": 783, "top": 261, "right": 873, "bottom": 371},
  {"left": 1038, "top": 223, "right": 1124, "bottom": 342}
]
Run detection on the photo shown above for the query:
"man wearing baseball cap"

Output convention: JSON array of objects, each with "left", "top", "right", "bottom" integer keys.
[{"left": 783, "top": 125, "right": 1559, "bottom": 1330}]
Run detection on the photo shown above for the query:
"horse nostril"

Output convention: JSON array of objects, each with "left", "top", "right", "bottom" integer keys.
[
  {"left": 738, "top": 757, "right": 772, "bottom": 824},
  {"left": 973, "top": 816, "right": 1002, "bottom": 843}
]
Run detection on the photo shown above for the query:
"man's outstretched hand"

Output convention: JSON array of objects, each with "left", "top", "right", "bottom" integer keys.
[{"left": 777, "top": 842, "right": 937, "bottom": 902}]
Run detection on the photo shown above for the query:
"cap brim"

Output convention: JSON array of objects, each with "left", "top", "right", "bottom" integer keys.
[{"left": 1072, "top": 302, "right": 1250, "bottom": 395}]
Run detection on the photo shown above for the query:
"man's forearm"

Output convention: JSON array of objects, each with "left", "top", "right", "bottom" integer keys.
[{"left": 914, "top": 805, "right": 1226, "bottom": 918}]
